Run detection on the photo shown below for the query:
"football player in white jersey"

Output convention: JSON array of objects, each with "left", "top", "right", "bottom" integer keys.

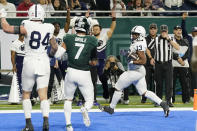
[
  {"left": 0, "top": 4, "right": 65, "bottom": 131},
  {"left": 99, "top": 26, "right": 170, "bottom": 117}
]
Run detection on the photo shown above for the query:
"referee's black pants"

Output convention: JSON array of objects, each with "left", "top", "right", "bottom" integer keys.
[
  {"left": 155, "top": 61, "right": 173, "bottom": 103},
  {"left": 173, "top": 67, "right": 190, "bottom": 103}
]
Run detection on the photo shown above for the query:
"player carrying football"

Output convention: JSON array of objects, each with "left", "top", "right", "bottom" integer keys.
[{"left": 99, "top": 26, "right": 170, "bottom": 118}]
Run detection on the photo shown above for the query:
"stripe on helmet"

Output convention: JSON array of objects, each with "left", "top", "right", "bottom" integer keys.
[{"left": 35, "top": 4, "right": 37, "bottom": 17}]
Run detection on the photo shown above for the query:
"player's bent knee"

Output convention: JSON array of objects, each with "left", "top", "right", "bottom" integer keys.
[
  {"left": 140, "top": 91, "right": 147, "bottom": 96},
  {"left": 22, "top": 91, "right": 31, "bottom": 99}
]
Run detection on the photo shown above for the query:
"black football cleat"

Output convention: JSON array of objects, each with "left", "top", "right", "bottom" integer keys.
[
  {"left": 43, "top": 117, "right": 49, "bottom": 131},
  {"left": 22, "top": 118, "right": 34, "bottom": 131},
  {"left": 22, "top": 124, "right": 34, "bottom": 131},
  {"left": 160, "top": 101, "right": 170, "bottom": 117},
  {"left": 99, "top": 105, "right": 114, "bottom": 115}
]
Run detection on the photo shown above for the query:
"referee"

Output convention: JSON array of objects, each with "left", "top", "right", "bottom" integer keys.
[{"left": 147, "top": 25, "right": 180, "bottom": 107}]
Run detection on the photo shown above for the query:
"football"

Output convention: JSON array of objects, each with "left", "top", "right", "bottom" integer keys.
[{"left": 128, "top": 52, "right": 139, "bottom": 60}]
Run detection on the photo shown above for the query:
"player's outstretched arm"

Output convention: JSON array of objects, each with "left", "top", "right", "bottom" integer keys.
[
  {"left": 0, "top": 9, "right": 26, "bottom": 35},
  {"left": 107, "top": 8, "right": 116, "bottom": 39},
  {"left": 50, "top": 37, "right": 66, "bottom": 58},
  {"left": 64, "top": 8, "right": 70, "bottom": 33}
]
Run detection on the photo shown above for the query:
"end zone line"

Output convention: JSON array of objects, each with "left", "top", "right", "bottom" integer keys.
[{"left": 0, "top": 107, "right": 194, "bottom": 113}]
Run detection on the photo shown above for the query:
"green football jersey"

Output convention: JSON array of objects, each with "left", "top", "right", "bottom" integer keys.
[{"left": 63, "top": 34, "right": 98, "bottom": 71}]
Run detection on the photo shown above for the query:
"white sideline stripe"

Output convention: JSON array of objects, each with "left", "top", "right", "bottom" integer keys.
[{"left": 0, "top": 108, "right": 194, "bottom": 113}]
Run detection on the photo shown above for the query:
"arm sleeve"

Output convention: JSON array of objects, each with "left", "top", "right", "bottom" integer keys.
[
  {"left": 90, "top": 47, "right": 97, "bottom": 60},
  {"left": 181, "top": 19, "right": 189, "bottom": 38}
]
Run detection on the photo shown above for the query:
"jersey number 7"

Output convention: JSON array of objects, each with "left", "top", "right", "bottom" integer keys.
[
  {"left": 75, "top": 43, "right": 84, "bottom": 59},
  {"left": 29, "top": 31, "right": 50, "bottom": 49}
]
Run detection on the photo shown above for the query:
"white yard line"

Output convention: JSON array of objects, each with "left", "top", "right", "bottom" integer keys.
[{"left": 0, "top": 108, "right": 194, "bottom": 113}]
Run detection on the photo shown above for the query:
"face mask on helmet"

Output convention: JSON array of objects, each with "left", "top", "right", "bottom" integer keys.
[
  {"left": 28, "top": 4, "right": 45, "bottom": 22},
  {"left": 130, "top": 26, "right": 146, "bottom": 42},
  {"left": 74, "top": 17, "right": 90, "bottom": 35}
]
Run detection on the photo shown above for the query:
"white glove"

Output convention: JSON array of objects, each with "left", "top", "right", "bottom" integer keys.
[{"left": 0, "top": 8, "right": 7, "bottom": 18}]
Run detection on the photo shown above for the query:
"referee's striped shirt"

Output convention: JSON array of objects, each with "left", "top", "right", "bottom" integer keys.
[{"left": 149, "top": 36, "right": 172, "bottom": 62}]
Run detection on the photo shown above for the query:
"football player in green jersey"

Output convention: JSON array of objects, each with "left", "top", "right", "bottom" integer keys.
[{"left": 63, "top": 16, "right": 98, "bottom": 131}]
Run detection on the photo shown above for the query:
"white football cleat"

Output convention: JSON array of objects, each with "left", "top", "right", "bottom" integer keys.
[
  {"left": 66, "top": 124, "right": 73, "bottom": 131},
  {"left": 81, "top": 107, "right": 90, "bottom": 127}
]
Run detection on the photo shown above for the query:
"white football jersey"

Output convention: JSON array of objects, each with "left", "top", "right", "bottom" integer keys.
[
  {"left": 22, "top": 20, "right": 54, "bottom": 57},
  {"left": 10, "top": 39, "right": 25, "bottom": 56},
  {"left": 54, "top": 30, "right": 67, "bottom": 61},
  {"left": 97, "top": 31, "right": 109, "bottom": 52},
  {"left": 128, "top": 38, "right": 147, "bottom": 70}
]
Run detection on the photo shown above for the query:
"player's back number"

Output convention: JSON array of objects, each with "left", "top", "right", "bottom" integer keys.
[{"left": 29, "top": 31, "right": 50, "bottom": 49}]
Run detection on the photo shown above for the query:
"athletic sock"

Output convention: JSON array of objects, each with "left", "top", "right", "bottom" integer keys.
[
  {"left": 23, "top": 99, "right": 32, "bottom": 119},
  {"left": 144, "top": 91, "right": 162, "bottom": 105},
  {"left": 110, "top": 91, "right": 122, "bottom": 109},
  {"left": 84, "top": 99, "right": 93, "bottom": 111},
  {"left": 40, "top": 100, "right": 49, "bottom": 117},
  {"left": 64, "top": 100, "right": 72, "bottom": 125}
]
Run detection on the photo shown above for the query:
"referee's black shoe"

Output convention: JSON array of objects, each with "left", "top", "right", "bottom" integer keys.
[
  {"left": 43, "top": 117, "right": 49, "bottom": 131},
  {"left": 160, "top": 101, "right": 170, "bottom": 117},
  {"left": 99, "top": 105, "right": 114, "bottom": 114}
]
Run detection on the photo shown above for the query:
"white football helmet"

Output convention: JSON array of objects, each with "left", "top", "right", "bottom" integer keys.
[
  {"left": 28, "top": 4, "right": 45, "bottom": 21},
  {"left": 131, "top": 25, "right": 146, "bottom": 37}
]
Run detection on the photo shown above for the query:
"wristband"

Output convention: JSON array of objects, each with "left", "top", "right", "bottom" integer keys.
[{"left": 112, "top": 17, "right": 116, "bottom": 21}]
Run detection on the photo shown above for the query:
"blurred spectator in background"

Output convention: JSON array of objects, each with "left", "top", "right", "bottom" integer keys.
[
  {"left": 143, "top": 0, "right": 156, "bottom": 16},
  {"left": 110, "top": 0, "right": 126, "bottom": 17},
  {"left": 172, "top": 25, "right": 190, "bottom": 104},
  {"left": 126, "top": 0, "right": 133, "bottom": 9},
  {"left": 188, "top": 0, "right": 197, "bottom": 5},
  {"left": 52, "top": 0, "right": 67, "bottom": 16},
  {"left": 95, "top": 0, "right": 111, "bottom": 16},
  {"left": 7, "top": 0, "right": 20, "bottom": 6},
  {"left": 181, "top": 12, "right": 197, "bottom": 99},
  {"left": 39, "top": 0, "right": 55, "bottom": 17},
  {"left": 127, "top": 0, "right": 143, "bottom": 16},
  {"left": 17, "top": 0, "right": 33, "bottom": 17},
  {"left": 152, "top": 0, "right": 164, "bottom": 10},
  {"left": 184, "top": 0, "right": 197, "bottom": 15},
  {"left": 71, "top": 0, "right": 87, "bottom": 16},
  {"left": 0, "top": 0, "right": 16, "bottom": 17},
  {"left": 164, "top": 0, "right": 187, "bottom": 16}
]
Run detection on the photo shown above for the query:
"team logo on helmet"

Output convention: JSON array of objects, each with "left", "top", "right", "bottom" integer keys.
[{"left": 74, "top": 17, "right": 90, "bottom": 34}]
